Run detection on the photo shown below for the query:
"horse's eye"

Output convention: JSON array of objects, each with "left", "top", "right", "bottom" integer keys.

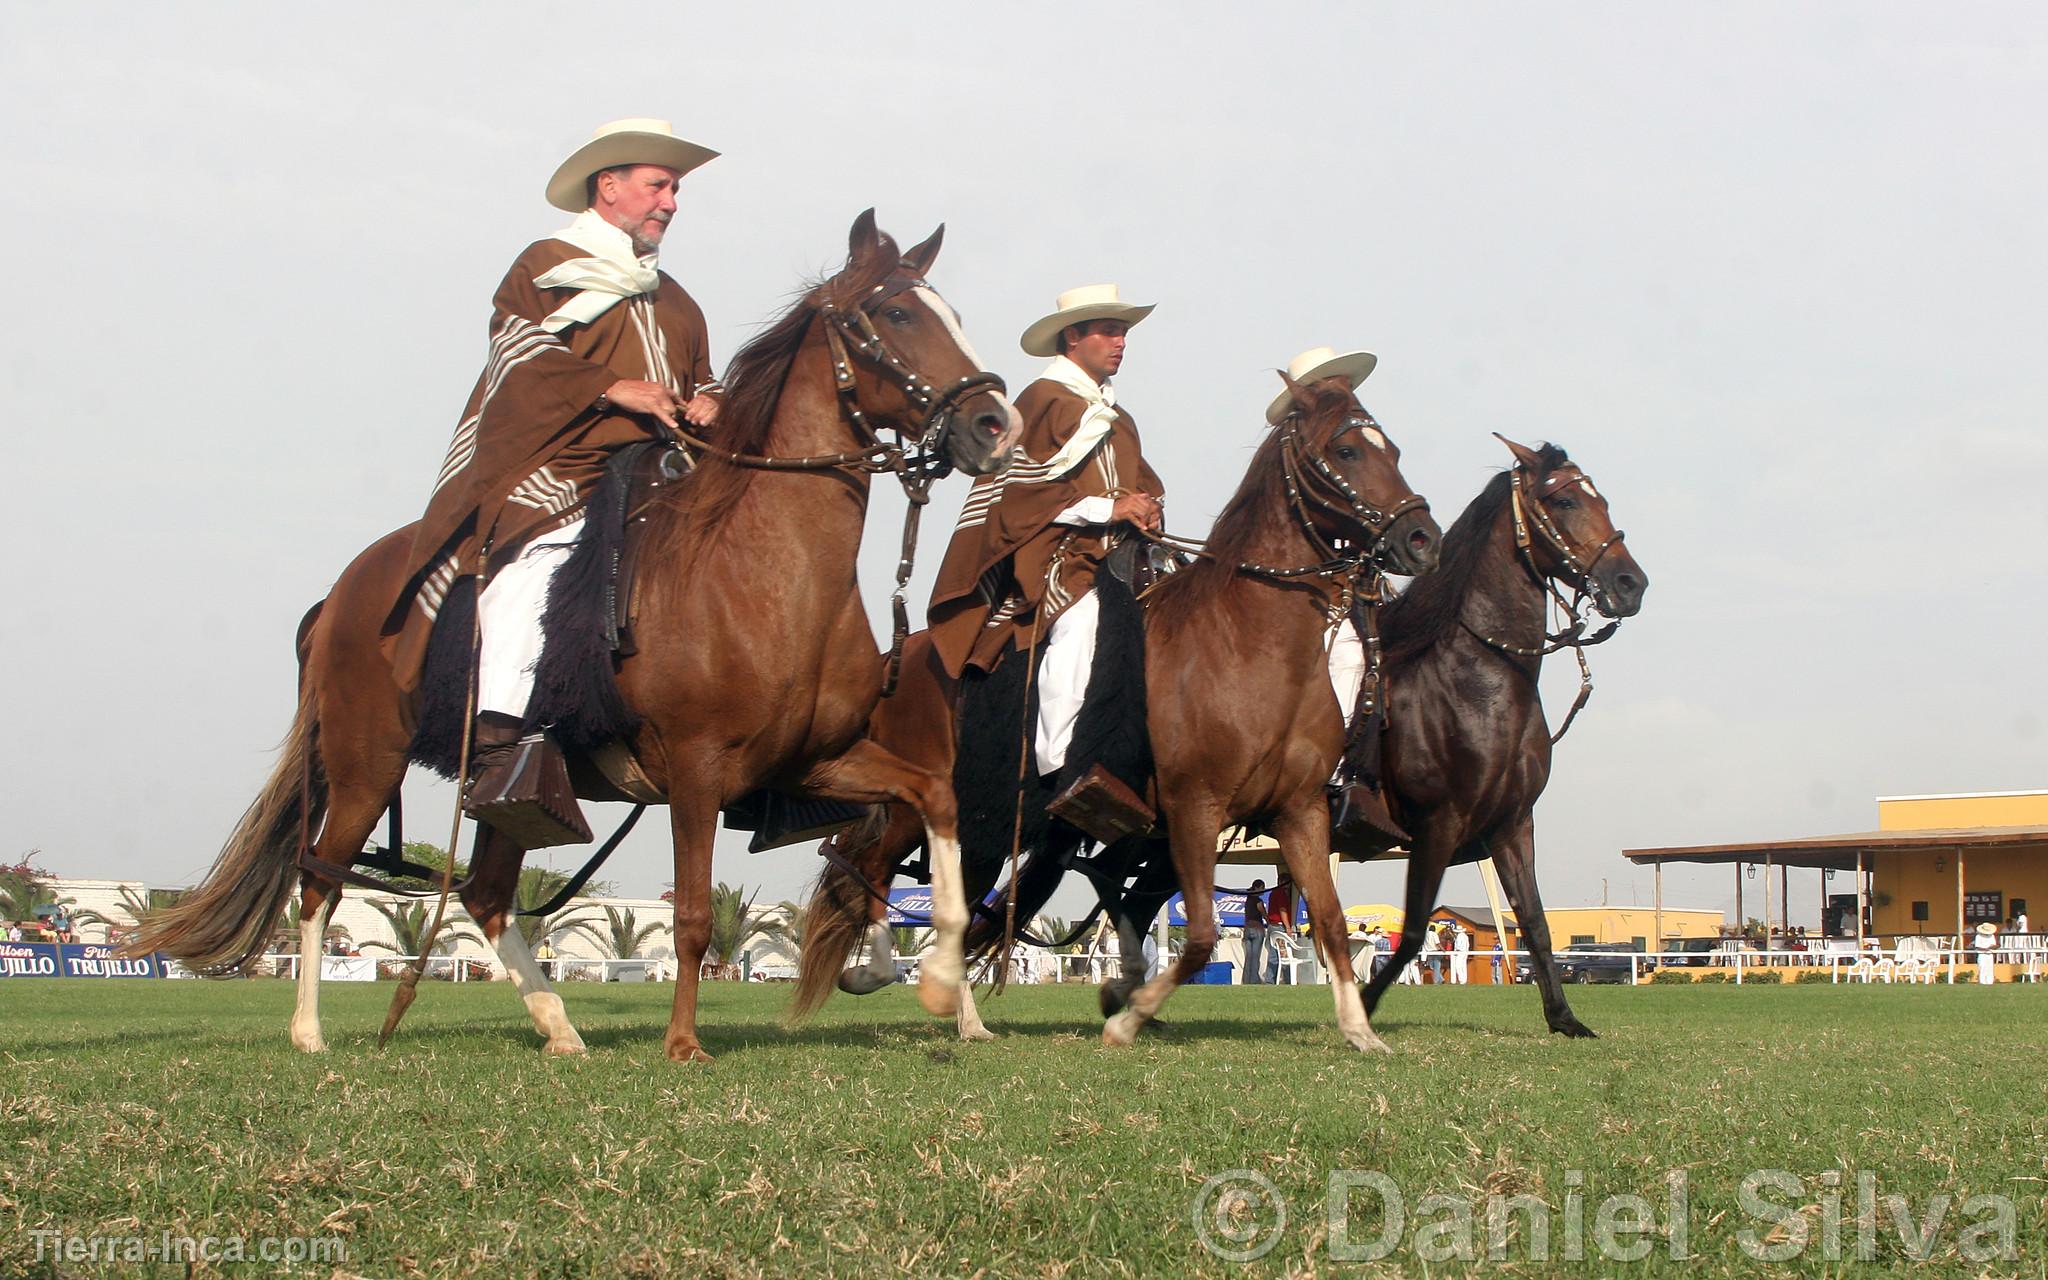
[
  {"left": 1336, "top": 446, "right": 1361, "bottom": 462},
  {"left": 1555, "top": 497, "right": 1577, "bottom": 510},
  {"left": 883, "top": 306, "right": 912, "bottom": 326}
]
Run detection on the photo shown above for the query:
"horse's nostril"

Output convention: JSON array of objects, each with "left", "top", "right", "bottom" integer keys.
[
  {"left": 1617, "top": 574, "right": 1640, "bottom": 593},
  {"left": 1409, "top": 530, "right": 1432, "bottom": 554},
  {"left": 973, "top": 413, "right": 1003, "bottom": 438}
]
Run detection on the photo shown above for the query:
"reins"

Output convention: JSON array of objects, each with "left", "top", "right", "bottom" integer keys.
[
  {"left": 660, "top": 274, "right": 1004, "bottom": 695},
  {"left": 1458, "top": 464, "right": 1626, "bottom": 743}
]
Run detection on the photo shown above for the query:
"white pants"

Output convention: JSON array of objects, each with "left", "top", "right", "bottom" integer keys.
[
  {"left": 1449, "top": 950, "right": 1470, "bottom": 983},
  {"left": 1034, "top": 588, "right": 1101, "bottom": 775},
  {"left": 476, "top": 516, "right": 584, "bottom": 719},
  {"left": 1398, "top": 957, "right": 1423, "bottom": 985},
  {"left": 1036, "top": 595, "right": 1367, "bottom": 777}
]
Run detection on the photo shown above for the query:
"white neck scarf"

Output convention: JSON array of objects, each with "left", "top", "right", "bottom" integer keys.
[
  {"left": 534, "top": 209, "right": 661, "bottom": 334},
  {"left": 1036, "top": 355, "right": 1120, "bottom": 478}
]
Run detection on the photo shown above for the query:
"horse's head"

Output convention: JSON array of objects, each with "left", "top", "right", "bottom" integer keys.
[
  {"left": 1494, "top": 435, "right": 1648, "bottom": 617},
  {"left": 1274, "top": 375, "right": 1441, "bottom": 576},
  {"left": 812, "top": 210, "right": 1021, "bottom": 476}
]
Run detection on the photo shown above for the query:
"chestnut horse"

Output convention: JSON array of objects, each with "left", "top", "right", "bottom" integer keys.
[
  {"left": 1360, "top": 436, "right": 1647, "bottom": 1036},
  {"left": 795, "top": 376, "right": 1440, "bottom": 1051},
  {"left": 131, "top": 213, "right": 1021, "bottom": 1062}
]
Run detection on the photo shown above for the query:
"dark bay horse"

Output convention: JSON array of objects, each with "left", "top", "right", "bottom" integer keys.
[
  {"left": 130, "top": 213, "right": 1021, "bottom": 1062},
  {"left": 795, "top": 376, "right": 1440, "bottom": 1050},
  {"left": 1361, "top": 436, "right": 1648, "bottom": 1036}
]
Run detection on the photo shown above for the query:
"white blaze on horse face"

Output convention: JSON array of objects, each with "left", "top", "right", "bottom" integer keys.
[
  {"left": 909, "top": 286, "right": 985, "bottom": 369},
  {"left": 1580, "top": 479, "right": 1601, "bottom": 500},
  {"left": 1361, "top": 426, "right": 1390, "bottom": 452}
]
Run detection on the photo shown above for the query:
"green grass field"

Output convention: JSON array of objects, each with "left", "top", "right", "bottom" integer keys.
[{"left": 3, "top": 978, "right": 2043, "bottom": 1277}]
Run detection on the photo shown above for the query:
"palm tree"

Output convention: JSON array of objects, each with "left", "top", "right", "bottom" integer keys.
[
  {"left": 706, "top": 883, "right": 778, "bottom": 969},
  {"left": 889, "top": 925, "right": 935, "bottom": 956},
  {"left": 761, "top": 900, "right": 812, "bottom": 951},
  {"left": 358, "top": 899, "right": 482, "bottom": 960},
  {"left": 0, "top": 855, "right": 65, "bottom": 925},
  {"left": 563, "top": 906, "right": 666, "bottom": 966}
]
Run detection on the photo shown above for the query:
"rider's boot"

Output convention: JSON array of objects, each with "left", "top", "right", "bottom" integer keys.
[{"left": 464, "top": 712, "right": 593, "bottom": 850}]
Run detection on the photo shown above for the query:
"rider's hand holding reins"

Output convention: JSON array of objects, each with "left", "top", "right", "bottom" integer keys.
[
  {"left": 602, "top": 379, "right": 685, "bottom": 428},
  {"left": 682, "top": 394, "right": 721, "bottom": 428},
  {"left": 1112, "top": 492, "right": 1164, "bottom": 532}
]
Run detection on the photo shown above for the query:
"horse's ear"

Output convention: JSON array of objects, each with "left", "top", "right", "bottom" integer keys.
[
  {"left": 1275, "top": 369, "right": 1313, "bottom": 418},
  {"left": 847, "top": 209, "right": 882, "bottom": 265},
  {"left": 902, "top": 224, "right": 944, "bottom": 277},
  {"left": 1493, "top": 432, "right": 1546, "bottom": 472}
]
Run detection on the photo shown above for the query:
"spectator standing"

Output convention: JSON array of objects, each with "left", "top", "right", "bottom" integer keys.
[
  {"left": 1266, "top": 880, "right": 1295, "bottom": 983},
  {"left": 1974, "top": 922, "right": 1999, "bottom": 984},
  {"left": 1491, "top": 940, "right": 1505, "bottom": 985},
  {"left": 1450, "top": 922, "right": 1472, "bottom": 984},
  {"left": 1240, "top": 880, "right": 1268, "bottom": 985}
]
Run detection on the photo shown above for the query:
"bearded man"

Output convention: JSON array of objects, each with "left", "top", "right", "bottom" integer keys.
[
  {"left": 387, "top": 118, "right": 722, "bottom": 844},
  {"left": 929, "top": 284, "right": 1164, "bottom": 788}
]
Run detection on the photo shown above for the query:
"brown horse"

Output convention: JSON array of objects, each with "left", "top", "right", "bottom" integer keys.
[
  {"left": 130, "top": 212, "right": 1022, "bottom": 1062},
  {"left": 795, "top": 376, "right": 1440, "bottom": 1050},
  {"left": 1360, "top": 436, "right": 1647, "bottom": 1036}
]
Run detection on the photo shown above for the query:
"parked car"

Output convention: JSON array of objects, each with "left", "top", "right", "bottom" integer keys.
[
  {"left": 1555, "top": 943, "right": 1655, "bottom": 984},
  {"left": 1663, "top": 937, "right": 1726, "bottom": 967}
]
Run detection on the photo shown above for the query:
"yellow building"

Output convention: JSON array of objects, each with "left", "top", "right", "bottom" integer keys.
[
  {"left": 1625, "top": 789, "right": 2048, "bottom": 944},
  {"left": 1534, "top": 907, "right": 1724, "bottom": 949}
]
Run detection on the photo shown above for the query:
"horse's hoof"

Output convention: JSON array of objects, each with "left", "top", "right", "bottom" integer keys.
[
  {"left": 1346, "top": 1032, "right": 1394, "bottom": 1055},
  {"left": 838, "top": 967, "right": 896, "bottom": 996},
  {"left": 542, "top": 1035, "right": 588, "bottom": 1057},
  {"left": 1551, "top": 1020, "right": 1598, "bottom": 1040},
  {"left": 958, "top": 1023, "right": 996, "bottom": 1043},
  {"left": 289, "top": 1031, "right": 327, "bottom": 1054},
  {"left": 1102, "top": 1010, "right": 1142, "bottom": 1047},
  {"left": 665, "top": 1041, "right": 715, "bottom": 1065},
  {"left": 917, "top": 975, "right": 961, "bottom": 1018}
]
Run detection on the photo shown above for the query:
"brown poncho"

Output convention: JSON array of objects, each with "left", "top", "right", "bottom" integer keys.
[
  {"left": 928, "top": 376, "right": 1163, "bottom": 677},
  {"left": 383, "top": 236, "right": 715, "bottom": 690}
]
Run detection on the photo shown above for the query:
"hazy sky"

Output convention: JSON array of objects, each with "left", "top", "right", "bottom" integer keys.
[{"left": 5, "top": 2, "right": 2043, "bottom": 926}]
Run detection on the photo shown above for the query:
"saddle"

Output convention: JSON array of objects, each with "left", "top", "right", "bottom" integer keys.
[{"left": 408, "top": 440, "right": 682, "bottom": 808}]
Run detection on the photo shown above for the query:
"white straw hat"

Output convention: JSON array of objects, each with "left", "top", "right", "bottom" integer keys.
[
  {"left": 1020, "top": 284, "right": 1155, "bottom": 358},
  {"left": 1266, "top": 346, "right": 1378, "bottom": 424},
  {"left": 1975, "top": 921, "right": 1998, "bottom": 935},
  {"left": 546, "top": 118, "right": 719, "bottom": 213}
]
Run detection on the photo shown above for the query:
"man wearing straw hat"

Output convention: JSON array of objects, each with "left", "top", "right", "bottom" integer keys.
[
  {"left": 386, "top": 118, "right": 724, "bottom": 845},
  {"left": 929, "top": 284, "right": 1166, "bottom": 785}
]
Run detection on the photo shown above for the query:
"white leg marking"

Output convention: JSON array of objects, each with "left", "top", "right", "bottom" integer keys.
[
  {"left": 491, "top": 923, "right": 586, "bottom": 1056},
  {"left": 1332, "top": 975, "right": 1392, "bottom": 1054},
  {"left": 956, "top": 979, "right": 994, "bottom": 1041},
  {"left": 917, "top": 829, "right": 966, "bottom": 1017},
  {"left": 289, "top": 897, "right": 335, "bottom": 1053}
]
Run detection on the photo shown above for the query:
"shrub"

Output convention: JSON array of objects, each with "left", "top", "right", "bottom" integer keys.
[
  {"left": 1795, "top": 969, "right": 1834, "bottom": 984},
  {"left": 1694, "top": 970, "right": 1730, "bottom": 984},
  {"left": 1650, "top": 970, "right": 1693, "bottom": 984},
  {"left": 1742, "top": 969, "right": 1786, "bottom": 984}
]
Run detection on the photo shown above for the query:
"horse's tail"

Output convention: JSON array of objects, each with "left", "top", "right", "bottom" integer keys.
[
  {"left": 125, "top": 691, "right": 323, "bottom": 973},
  {"left": 788, "top": 806, "right": 891, "bottom": 1023}
]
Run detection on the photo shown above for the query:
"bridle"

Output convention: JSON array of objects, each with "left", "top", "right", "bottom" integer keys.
[
  {"left": 666, "top": 266, "right": 1007, "bottom": 694},
  {"left": 1140, "top": 405, "right": 1431, "bottom": 590},
  {"left": 1273, "top": 407, "right": 1432, "bottom": 577},
  {"left": 1464, "top": 461, "right": 1629, "bottom": 742}
]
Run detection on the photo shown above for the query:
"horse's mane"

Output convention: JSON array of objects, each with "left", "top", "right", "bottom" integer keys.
[
  {"left": 1147, "top": 381, "right": 1359, "bottom": 631},
  {"left": 654, "top": 232, "right": 903, "bottom": 552},
  {"left": 1382, "top": 442, "right": 1569, "bottom": 664}
]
